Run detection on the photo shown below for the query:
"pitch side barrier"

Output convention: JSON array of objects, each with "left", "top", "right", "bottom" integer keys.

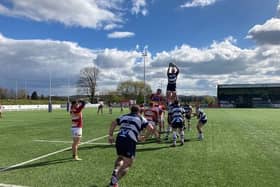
[{"left": 1, "top": 104, "right": 99, "bottom": 112}]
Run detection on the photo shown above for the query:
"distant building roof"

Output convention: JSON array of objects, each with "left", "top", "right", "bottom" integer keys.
[{"left": 218, "top": 83, "right": 280, "bottom": 89}]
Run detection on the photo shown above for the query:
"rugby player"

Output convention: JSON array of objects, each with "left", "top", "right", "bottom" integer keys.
[
  {"left": 166, "top": 62, "right": 179, "bottom": 104},
  {"left": 108, "top": 105, "right": 154, "bottom": 187},
  {"left": 195, "top": 104, "right": 208, "bottom": 140},
  {"left": 150, "top": 89, "right": 166, "bottom": 133},
  {"left": 170, "top": 100, "right": 185, "bottom": 147},
  {"left": 164, "top": 102, "right": 175, "bottom": 140},
  {"left": 143, "top": 102, "right": 161, "bottom": 142},
  {"left": 97, "top": 103, "right": 103, "bottom": 115},
  {"left": 150, "top": 88, "right": 164, "bottom": 105},
  {"left": 184, "top": 104, "right": 193, "bottom": 131},
  {"left": 70, "top": 100, "right": 86, "bottom": 161},
  {"left": 0, "top": 103, "right": 2, "bottom": 118}
]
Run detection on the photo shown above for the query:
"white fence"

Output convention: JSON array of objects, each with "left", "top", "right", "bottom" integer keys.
[{"left": 1, "top": 104, "right": 100, "bottom": 112}]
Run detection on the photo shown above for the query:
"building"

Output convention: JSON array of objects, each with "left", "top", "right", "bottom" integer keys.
[{"left": 217, "top": 84, "right": 280, "bottom": 108}]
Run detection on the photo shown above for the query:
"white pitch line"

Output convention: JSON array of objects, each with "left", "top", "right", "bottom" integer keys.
[
  {"left": 33, "top": 140, "right": 114, "bottom": 145},
  {"left": 0, "top": 183, "right": 29, "bottom": 187},
  {"left": 33, "top": 139, "right": 145, "bottom": 146},
  {"left": 0, "top": 132, "right": 117, "bottom": 172}
]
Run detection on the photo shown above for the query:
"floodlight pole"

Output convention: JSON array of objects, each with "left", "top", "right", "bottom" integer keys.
[
  {"left": 48, "top": 72, "right": 52, "bottom": 112},
  {"left": 142, "top": 48, "right": 147, "bottom": 105},
  {"left": 15, "top": 80, "right": 18, "bottom": 102},
  {"left": 67, "top": 78, "right": 70, "bottom": 112}
]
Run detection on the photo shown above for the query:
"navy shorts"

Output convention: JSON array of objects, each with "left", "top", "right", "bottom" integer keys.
[
  {"left": 199, "top": 119, "right": 207, "bottom": 125},
  {"left": 185, "top": 114, "right": 191, "bottom": 120},
  {"left": 116, "top": 136, "right": 136, "bottom": 159},
  {"left": 167, "top": 84, "right": 176, "bottom": 92},
  {"left": 171, "top": 121, "right": 184, "bottom": 129}
]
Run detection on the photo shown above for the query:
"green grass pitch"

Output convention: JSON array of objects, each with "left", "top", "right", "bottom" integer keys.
[{"left": 0, "top": 108, "right": 279, "bottom": 187}]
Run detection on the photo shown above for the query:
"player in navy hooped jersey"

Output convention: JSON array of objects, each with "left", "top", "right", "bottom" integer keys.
[
  {"left": 169, "top": 100, "right": 185, "bottom": 147},
  {"left": 195, "top": 104, "right": 208, "bottom": 140},
  {"left": 184, "top": 104, "right": 193, "bottom": 131},
  {"left": 108, "top": 105, "right": 154, "bottom": 187},
  {"left": 166, "top": 63, "right": 179, "bottom": 104}
]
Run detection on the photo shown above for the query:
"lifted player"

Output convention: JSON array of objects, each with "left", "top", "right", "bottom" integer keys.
[{"left": 166, "top": 63, "right": 179, "bottom": 104}]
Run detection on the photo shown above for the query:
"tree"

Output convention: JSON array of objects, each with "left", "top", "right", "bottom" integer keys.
[
  {"left": 18, "top": 89, "right": 28, "bottom": 99},
  {"left": 77, "top": 66, "right": 99, "bottom": 103},
  {"left": 31, "top": 91, "right": 39, "bottom": 100},
  {"left": 0, "top": 87, "right": 8, "bottom": 99},
  {"left": 117, "top": 80, "right": 152, "bottom": 104},
  {"left": 202, "top": 96, "right": 216, "bottom": 105}
]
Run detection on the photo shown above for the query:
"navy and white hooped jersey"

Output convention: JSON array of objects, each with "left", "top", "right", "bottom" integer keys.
[
  {"left": 196, "top": 108, "right": 207, "bottom": 121},
  {"left": 167, "top": 72, "right": 179, "bottom": 84},
  {"left": 171, "top": 105, "right": 185, "bottom": 124},
  {"left": 116, "top": 113, "right": 149, "bottom": 142},
  {"left": 184, "top": 105, "right": 192, "bottom": 114}
]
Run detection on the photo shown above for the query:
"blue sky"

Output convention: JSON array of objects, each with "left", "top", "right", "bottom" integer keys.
[{"left": 1, "top": 0, "right": 280, "bottom": 96}]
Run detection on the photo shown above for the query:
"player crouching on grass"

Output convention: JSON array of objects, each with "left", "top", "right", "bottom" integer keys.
[
  {"left": 70, "top": 99, "right": 86, "bottom": 161},
  {"left": 194, "top": 104, "right": 207, "bottom": 140},
  {"left": 108, "top": 105, "right": 154, "bottom": 187}
]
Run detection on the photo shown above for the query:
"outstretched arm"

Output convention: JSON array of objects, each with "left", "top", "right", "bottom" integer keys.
[{"left": 108, "top": 120, "right": 118, "bottom": 144}]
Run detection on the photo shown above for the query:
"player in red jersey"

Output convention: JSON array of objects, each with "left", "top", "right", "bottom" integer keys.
[
  {"left": 70, "top": 100, "right": 86, "bottom": 161},
  {"left": 143, "top": 102, "right": 161, "bottom": 142},
  {"left": 155, "top": 103, "right": 166, "bottom": 133},
  {"left": 151, "top": 89, "right": 166, "bottom": 133},
  {"left": 150, "top": 88, "right": 164, "bottom": 105}
]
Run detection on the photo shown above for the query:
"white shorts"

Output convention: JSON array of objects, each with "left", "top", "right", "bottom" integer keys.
[{"left": 71, "top": 127, "right": 82, "bottom": 138}]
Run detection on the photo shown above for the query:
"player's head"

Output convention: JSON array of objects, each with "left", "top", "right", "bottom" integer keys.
[
  {"left": 156, "top": 88, "right": 162, "bottom": 94},
  {"left": 130, "top": 105, "right": 140, "bottom": 114},
  {"left": 71, "top": 100, "right": 78, "bottom": 108},
  {"left": 173, "top": 100, "right": 179, "bottom": 105}
]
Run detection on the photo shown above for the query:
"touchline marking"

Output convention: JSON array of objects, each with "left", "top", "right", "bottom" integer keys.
[
  {"left": 0, "top": 183, "right": 29, "bottom": 187},
  {"left": 33, "top": 139, "right": 145, "bottom": 146},
  {"left": 33, "top": 140, "right": 114, "bottom": 145},
  {"left": 0, "top": 133, "right": 117, "bottom": 172}
]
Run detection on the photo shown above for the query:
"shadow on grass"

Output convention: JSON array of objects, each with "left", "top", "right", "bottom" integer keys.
[
  {"left": 3, "top": 157, "right": 74, "bottom": 172},
  {"left": 137, "top": 145, "right": 170, "bottom": 152},
  {"left": 78, "top": 144, "right": 115, "bottom": 151}
]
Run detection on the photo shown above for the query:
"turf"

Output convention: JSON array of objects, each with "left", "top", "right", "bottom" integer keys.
[{"left": 0, "top": 108, "right": 279, "bottom": 187}]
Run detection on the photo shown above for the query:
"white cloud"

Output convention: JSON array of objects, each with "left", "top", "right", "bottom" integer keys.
[
  {"left": 131, "top": 0, "right": 148, "bottom": 16},
  {"left": 0, "top": 33, "right": 95, "bottom": 95},
  {"left": 180, "top": 0, "right": 218, "bottom": 8},
  {"left": 0, "top": 0, "right": 123, "bottom": 29},
  {"left": 0, "top": 0, "right": 151, "bottom": 29},
  {"left": 107, "top": 31, "right": 135, "bottom": 39},
  {"left": 1, "top": 33, "right": 280, "bottom": 96},
  {"left": 247, "top": 18, "right": 280, "bottom": 45},
  {"left": 104, "top": 23, "right": 123, "bottom": 31},
  {"left": 277, "top": 0, "right": 280, "bottom": 15}
]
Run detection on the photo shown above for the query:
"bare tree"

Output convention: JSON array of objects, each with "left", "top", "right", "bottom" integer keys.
[{"left": 77, "top": 66, "right": 99, "bottom": 103}]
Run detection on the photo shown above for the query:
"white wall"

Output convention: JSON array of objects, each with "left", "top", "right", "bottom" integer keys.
[{"left": 1, "top": 103, "right": 100, "bottom": 112}]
